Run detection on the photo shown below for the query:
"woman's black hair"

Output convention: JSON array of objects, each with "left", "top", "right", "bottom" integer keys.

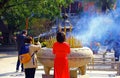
[
  {"left": 56, "top": 31, "right": 66, "bottom": 43},
  {"left": 21, "top": 30, "right": 27, "bottom": 34},
  {"left": 24, "top": 36, "right": 32, "bottom": 43}
]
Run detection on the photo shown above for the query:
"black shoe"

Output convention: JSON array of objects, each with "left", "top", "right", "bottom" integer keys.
[{"left": 21, "top": 70, "right": 24, "bottom": 72}]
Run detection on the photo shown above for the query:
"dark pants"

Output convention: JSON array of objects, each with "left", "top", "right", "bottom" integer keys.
[
  {"left": 114, "top": 48, "right": 120, "bottom": 61},
  {"left": 25, "top": 68, "right": 36, "bottom": 78},
  {"left": 16, "top": 57, "right": 24, "bottom": 71},
  {"left": 115, "top": 52, "right": 120, "bottom": 61}
]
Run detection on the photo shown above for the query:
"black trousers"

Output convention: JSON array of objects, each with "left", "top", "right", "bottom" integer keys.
[
  {"left": 25, "top": 68, "right": 36, "bottom": 78},
  {"left": 16, "top": 57, "right": 24, "bottom": 71}
]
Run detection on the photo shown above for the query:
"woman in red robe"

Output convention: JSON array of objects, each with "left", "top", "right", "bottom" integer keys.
[{"left": 53, "top": 31, "right": 70, "bottom": 78}]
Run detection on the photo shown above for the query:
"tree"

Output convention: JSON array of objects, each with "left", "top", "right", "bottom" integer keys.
[
  {"left": 30, "top": 18, "right": 53, "bottom": 37},
  {"left": 0, "top": 0, "right": 73, "bottom": 45}
]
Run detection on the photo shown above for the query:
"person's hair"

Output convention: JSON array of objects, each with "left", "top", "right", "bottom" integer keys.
[
  {"left": 56, "top": 31, "right": 66, "bottom": 43},
  {"left": 21, "top": 30, "right": 27, "bottom": 34},
  {"left": 24, "top": 36, "right": 33, "bottom": 43}
]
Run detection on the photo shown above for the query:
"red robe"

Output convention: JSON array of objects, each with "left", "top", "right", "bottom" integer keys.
[{"left": 53, "top": 42, "right": 70, "bottom": 78}]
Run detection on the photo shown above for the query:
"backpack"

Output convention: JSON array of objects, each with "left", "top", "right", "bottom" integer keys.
[{"left": 19, "top": 44, "right": 31, "bottom": 64}]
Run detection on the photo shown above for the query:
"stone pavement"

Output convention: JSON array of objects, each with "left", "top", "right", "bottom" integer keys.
[{"left": 0, "top": 51, "right": 120, "bottom": 78}]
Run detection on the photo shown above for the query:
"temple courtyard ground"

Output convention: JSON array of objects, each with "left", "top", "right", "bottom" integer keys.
[{"left": 0, "top": 51, "right": 120, "bottom": 78}]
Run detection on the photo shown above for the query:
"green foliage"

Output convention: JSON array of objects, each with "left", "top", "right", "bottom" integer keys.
[
  {"left": 0, "top": 32, "right": 2, "bottom": 36},
  {"left": 0, "top": 0, "right": 73, "bottom": 33}
]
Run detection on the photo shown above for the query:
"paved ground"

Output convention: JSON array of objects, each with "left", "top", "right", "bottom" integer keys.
[{"left": 0, "top": 51, "right": 120, "bottom": 78}]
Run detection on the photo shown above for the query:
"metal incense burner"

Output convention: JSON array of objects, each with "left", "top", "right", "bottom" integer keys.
[{"left": 37, "top": 13, "right": 94, "bottom": 76}]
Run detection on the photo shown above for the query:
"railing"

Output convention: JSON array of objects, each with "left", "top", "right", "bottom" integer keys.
[{"left": 87, "top": 52, "right": 120, "bottom": 75}]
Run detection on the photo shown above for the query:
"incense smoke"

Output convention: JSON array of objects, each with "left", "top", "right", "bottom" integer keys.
[{"left": 72, "top": 0, "right": 120, "bottom": 47}]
